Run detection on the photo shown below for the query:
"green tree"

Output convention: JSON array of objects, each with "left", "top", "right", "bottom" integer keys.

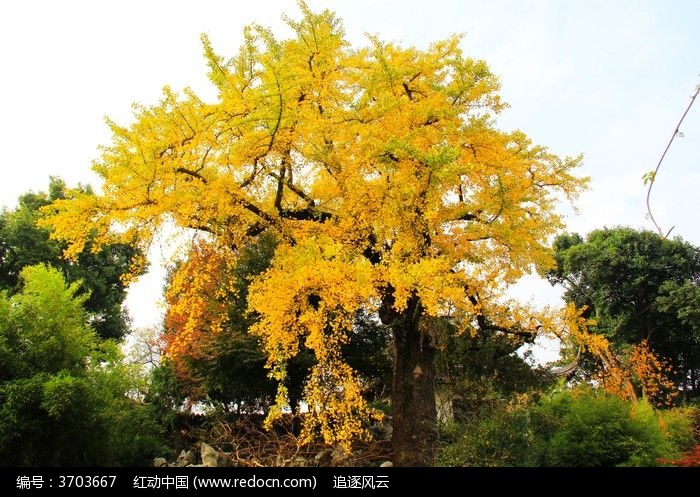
[
  {"left": 0, "top": 265, "right": 163, "bottom": 466},
  {"left": 549, "top": 227, "right": 700, "bottom": 398},
  {"left": 436, "top": 327, "right": 553, "bottom": 420},
  {"left": 656, "top": 280, "right": 700, "bottom": 396},
  {"left": 0, "top": 178, "right": 140, "bottom": 339}
]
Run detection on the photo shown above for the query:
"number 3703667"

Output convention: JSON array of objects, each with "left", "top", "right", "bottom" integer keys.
[{"left": 59, "top": 476, "right": 116, "bottom": 488}]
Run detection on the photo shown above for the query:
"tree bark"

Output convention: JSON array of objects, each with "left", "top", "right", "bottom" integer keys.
[{"left": 381, "top": 292, "right": 437, "bottom": 466}]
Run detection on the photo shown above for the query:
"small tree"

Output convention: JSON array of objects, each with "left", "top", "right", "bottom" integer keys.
[
  {"left": 549, "top": 228, "right": 700, "bottom": 399},
  {"left": 0, "top": 178, "right": 140, "bottom": 339},
  {"left": 0, "top": 265, "right": 163, "bottom": 466}
]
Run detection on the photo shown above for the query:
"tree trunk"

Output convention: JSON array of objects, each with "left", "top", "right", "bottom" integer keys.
[
  {"left": 382, "top": 293, "right": 437, "bottom": 466},
  {"left": 690, "top": 367, "right": 696, "bottom": 400}
]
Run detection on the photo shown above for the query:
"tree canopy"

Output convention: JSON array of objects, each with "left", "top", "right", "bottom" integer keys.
[
  {"left": 42, "top": 3, "right": 586, "bottom": 464},
  {"left": 549, "top": 227, "right": 700, "bottom": 399},
  {"left": 163, "top": 233, "right": 391, "bottom": 414},
  {"left": 0, "top": 177, "right": 140, "bottom": 339}
]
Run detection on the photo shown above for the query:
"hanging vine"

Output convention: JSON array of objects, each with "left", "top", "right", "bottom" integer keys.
[{"left": 644, "top": 82, "right": 700, "bottom": 238}]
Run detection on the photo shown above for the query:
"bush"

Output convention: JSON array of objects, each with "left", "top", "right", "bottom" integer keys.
[
  {"left": 106, "top": 403, "right": 166, "bottom": 466},
  {"left": 438, "top": 388, "right": 695, "bottom": 467},
  {"left": 438, "top": 401, "right": 534, "bottom": 467},
  {"left": 0, "top": 265, "right": 164, "bottom": 466},
  {"left": 532, "top": 388, "right": 691, "bottom": 466}
]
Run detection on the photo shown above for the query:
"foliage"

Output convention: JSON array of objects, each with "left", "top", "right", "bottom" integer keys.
[
  {"left": 531, "top": 389, "right": 686, "bottom": 467},
  {"left": 0, "top": 264, "right": 94, "bottom": 380},
  {"left": 549, "top": 228, "right": 700, "bottom": 398},
  {"left": 435, "top": 325, "right": 554, "bottom": 420},
  {"left": 42, "top": 3, "right": 585, "bottom": 449},
  {"left": 0, "top": 265, "right": 164, "bottom": 466},
  {"left": 438, "top": 388, "right": 693, "bottom": 467},
  {"left": 574, "top": 337, "right": 678, "bottom": 408},
  {"left": 626, "top": 340, "right": 677, "bottom": 407},
  {"left": 146, "top": 358, "right": 187, "bottom": 428},
  {"left": 163, "top": 233, "right": 391, "bottom": 413},
  {"left": 438, "top": 399, "right": 534, "bottom": 467},
  {"left": 163, "top": 235, "right": 282, "bottom": 412},
  {"left": 661, "top": 444, "right": 700, "bottom": 467},
  {"left": 0, "top": 178, "right": 141, "bottom": 339},
  {"left": 341, "top": 311, "right": 393, "bottom": 402},
  {"left": 656, "top": 406, "right": 697, "bottom": 455},
  {"left": 657, "top": 281, "right": 700, "bottom": 340}
]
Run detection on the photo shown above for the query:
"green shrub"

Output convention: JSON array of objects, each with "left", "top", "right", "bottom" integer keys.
[
  {"left": 438, "top": 402, "right": 534, "bottom": 467},
  {"left": 438, "top": 388, "right": 695, "bottom": 467},
  {"left": 0, "top": 265, "right": 164, "bottom": 466},
  {"left": 658, "top": 407, "right": 697, "bottom": 454},
  {"left": 532, "top": 389, "right": 687, "bottom": 466}
]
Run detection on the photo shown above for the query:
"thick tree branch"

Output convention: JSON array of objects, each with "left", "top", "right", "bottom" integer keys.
[
  {"left": 175, "top": 167, "right": 208, "bottom": 183},
  {"left": 467, "top": 293, "right": 536, "bottom": 340},
  {"left": 362, "top": 232, "right": 382, "bottom": 265},
  {"left": 175, "top": 165, "right": 280, "bottom": 226},
  {"left": 239, "top": 158, "right": 262, "bottom": 189},
  {"left": 274, "top": 164, "right": 286, "bottom": 212},
  {"left": 279, "top": 208, "right": 332, "bottom": 222},
  {"left": 185, "top": 223, "right": 214, "bottom": 234},
  {"left": 402, "top": 82, "right": 415, "bottom": 101},
  {"left": 478, "top": 321, "right": 536, "bottom": 340},
  {"left": 245, "top": 222, "right": 267, "bottom": 237},
  {"left": 456, "top": 211, "right": 480, "bottom": 221},
  {"left": 268, "top": 170, "right": 316, "bottom": 206},
  {"left": 284, "top": 179, "right": 315, "bottom": 205}
]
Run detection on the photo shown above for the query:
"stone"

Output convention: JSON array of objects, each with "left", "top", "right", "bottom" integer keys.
[
  {"left": 175, "top": 450, "right": 195, "bottom": 467},
  {"left": 314, "top": 448, "right": 333, "bottom": 466},
  {"left": 201, "top": 442, "right": 219, "bottom": 467},
  {"left": 331, "top": 446, "right": 350, "bottom": 466},
  {"left": 379, "top": 461, "right": 393, "bottom": 468},
  {"left": 218, "top": 452, "right": 236, "bottom": 467},
  {"left": 370, "top": 422, "right": 393, "bottom": 441}
]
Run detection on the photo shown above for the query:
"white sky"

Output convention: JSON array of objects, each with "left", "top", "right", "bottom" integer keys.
[{"left": 1, "top": 0, "right": 699, "bottom": 335}]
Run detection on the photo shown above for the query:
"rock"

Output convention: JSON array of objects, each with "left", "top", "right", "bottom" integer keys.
[
  {"left": 370, "top": 421, "right": 393, "bottom": 441},
  {"left": 314, "top": 448, "right": 333, "bottom": 467},
  {"left": 201, "top": 443, "right": 219, "bottom": 467},
  {"left": 153, "top": 457, "right": 168, "bottom": 467},
  {"left": 331, "top": 446, "right": 350, "bottom": 466},
  {"left": 379, "top": 461, "right": 393, "bottom": 468},
  {"left": 176, "top": 450, "right": 195, "bottom": 467},
  {"left": 291, "top": 457, "right": 308, "bottom": 467},
  {"left": 219, "top": 452, "right": 236, "bottom": 467},
  {"left": 384, "top": 424, "right": 393, "bottom": 440}
]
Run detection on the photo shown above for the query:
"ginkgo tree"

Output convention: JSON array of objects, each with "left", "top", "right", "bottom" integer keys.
[{"left": 42, "top": 3, "right": 586, "bottom": 465}]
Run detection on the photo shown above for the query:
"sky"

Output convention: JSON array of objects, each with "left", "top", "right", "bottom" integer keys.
[{"left": 1, "top": 0, "right": 698, "bottom": 339}]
